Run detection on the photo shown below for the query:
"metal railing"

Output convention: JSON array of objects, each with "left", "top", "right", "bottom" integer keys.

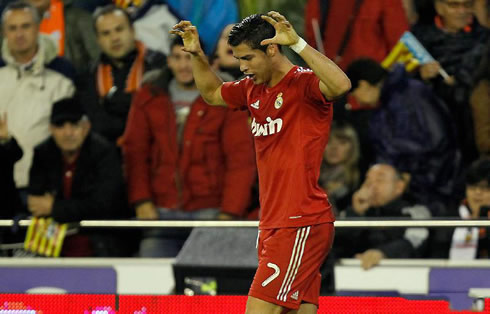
[{"left": 1, "top": 219, "right": 490, "bottom": 228}]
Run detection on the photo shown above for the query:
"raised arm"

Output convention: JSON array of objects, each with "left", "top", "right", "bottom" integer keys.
[
  {"left": 170, "top": 21, "right": 227, "bottom": 106},
  {"left": 261, "top": 11, "right": 351, "bottom": 100}
]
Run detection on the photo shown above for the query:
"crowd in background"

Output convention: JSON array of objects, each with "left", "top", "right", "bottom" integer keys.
[{"left": 0, "top": 0, "right": 489, "bottom": 284}]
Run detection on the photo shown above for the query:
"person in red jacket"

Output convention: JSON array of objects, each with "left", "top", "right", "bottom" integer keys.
[
  {"left": 304, "top": 0, "right": 409, "bottom": 70},
  {"left": 122, "top": 36, "right": 256, "bottom": 257}
]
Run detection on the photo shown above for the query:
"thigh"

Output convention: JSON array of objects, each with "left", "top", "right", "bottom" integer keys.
[{"left": 249, "top": 223, "right": 334, "bottom": 310}]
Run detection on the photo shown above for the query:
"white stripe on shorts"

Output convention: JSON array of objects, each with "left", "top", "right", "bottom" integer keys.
[{"left": 276, "top": 226, "right": 311, "bottom": 302}]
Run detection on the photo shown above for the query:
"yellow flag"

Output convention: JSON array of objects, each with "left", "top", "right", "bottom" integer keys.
[{"left": 24, "top": 217, "right": 68, "bottom": 257}]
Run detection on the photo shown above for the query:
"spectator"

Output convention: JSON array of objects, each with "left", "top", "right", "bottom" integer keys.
[
  {"left": 0, "top": 1, "right": 75, "bottom": 193},
  {"left": 449, "top": 158, "right": 490, "bottom": 259},
  {"left": 212, "top": 24, "right": 242, "bottom": 79},
  {"left": 304, "top": 0, "right": 409, "bottom": 70},
  {"left": 113, "top": 0, "right": 179, "bottom": 56},
  {"left": 28, "top": 97, "right": 127, "bottom": 256},
  {"left": 319, "top": 121, "right": 360, "bottom": 214},
  {"left": 122, "top": 36, "right": 256, "bottom": 257},
  {"left": 335, "top": 164, "right": 431, "bottom": 270},
  {"left": 78, "top": 4, "right": 165, "bottom": 145},
  {"left": 411, "top": 0, "right": 489, "bottom": 165},
  {"left": 0, "top": 113, "right": 23, "bottom": 219},
  {"left": 344, "top": 58, "right": 463, "bottom": 214},
  {"left": 27, "top": 0, "right": 100, "bottom": 74},
  {"left": 470, "top": 42, "right": 490, "bottom": 157}
]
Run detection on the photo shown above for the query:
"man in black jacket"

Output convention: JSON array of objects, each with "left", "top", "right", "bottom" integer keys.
[
  {"left": 27, "top": 97, "right": 127, "bottom": 256},
  {"left": 77, "top": 4, "right": 165, "bottom": 145},
  {"left": 411, "top": 0, "right": 489, "bottom": 165},
  {"left": 335, "top": 164, "right": 432, "bottom": 269}
]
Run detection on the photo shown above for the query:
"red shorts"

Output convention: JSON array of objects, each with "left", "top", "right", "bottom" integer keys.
[{"left": 249, "top": 223, "right": 334, "bottom": 310}]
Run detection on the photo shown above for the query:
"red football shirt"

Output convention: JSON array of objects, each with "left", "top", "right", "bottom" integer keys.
[{"left": 221, "top": 66, "right": 335, "bottom": 229}]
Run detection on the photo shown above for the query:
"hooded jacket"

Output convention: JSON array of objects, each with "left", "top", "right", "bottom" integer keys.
[
  {"left": 0, "top": 35, "right": 75, "bottom": 188},
  {"left": 371, "top": 65, "right": 463, "bottom": 205}
]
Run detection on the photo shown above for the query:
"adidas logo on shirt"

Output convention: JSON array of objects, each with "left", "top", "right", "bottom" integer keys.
[
  {"left": 250, "top": 100, "right": 260, "bottom": 109},
  {"left": 291, "top": 291, "right": 299, "bottom": 300},
  {"left": 251, "top": 117, "right": 283, "bottom": 137}
]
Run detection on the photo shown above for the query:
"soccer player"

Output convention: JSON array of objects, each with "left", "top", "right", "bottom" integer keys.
[{"left": 171, "top": 11, "right": 351, "bottom": 314}]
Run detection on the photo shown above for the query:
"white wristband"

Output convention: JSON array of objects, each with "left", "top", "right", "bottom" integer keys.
[{"left": 290, "top": 37, "right": 307, "bottom": 54}]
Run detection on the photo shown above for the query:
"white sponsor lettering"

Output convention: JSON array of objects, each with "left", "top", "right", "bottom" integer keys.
[{"left": 251, "top": 117, "right": 283, "bottom": 137}]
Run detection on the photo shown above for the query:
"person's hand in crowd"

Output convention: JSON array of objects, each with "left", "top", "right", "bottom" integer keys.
[
  {"left": 352, "top": 185, "right": 373, "bottom": 215},
  {"left": 135, "top": 201, "right": 158, "bottom": 220},
  {"left": 420, "top": 61, "right": 456, "bottom": 85},
  {"left": 260, "top": 11, "right": 300, "bottom": 47},
  {"left": 170, "top": 21, "right": 204, "bottom": 55},
  {"left": 355, "top": 249, "right": 385, "bottom": 270},
  {"left": 28, "top": 193, "right": 54, "bottom": 217},
  {"left": 420, "top": 62, "right": 441, "bottom": 81},
  {"left": 0, "top": 112, "right": 8, "bottom": 140}
]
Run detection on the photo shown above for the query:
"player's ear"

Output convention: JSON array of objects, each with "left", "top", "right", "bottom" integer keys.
[{"left": 266, "top": 44, "right": 278, "bottom": 57}]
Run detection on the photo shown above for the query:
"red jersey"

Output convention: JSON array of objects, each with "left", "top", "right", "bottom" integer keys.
[{"left": 221, "top": 66, "right": 335, "bottom": 229}]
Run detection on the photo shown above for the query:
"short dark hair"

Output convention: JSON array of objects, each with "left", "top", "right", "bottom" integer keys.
[
  {"left": 346, "top": 58, "right": 388, "bottom": 90},
  {"left": 1, "top": 1, "right": 40, "bottom": 26},
  {"left": 93, "top": 4, "right": 132, "bottom": 33},
  {"left": 466, "top": 158, "right": 490, "bottom": 185},
  {"left": 228, "top": 14, "right": 280, "bottom": 53},
  {"left": 170, "top": 35, "right": 184, "bottom": 52}
]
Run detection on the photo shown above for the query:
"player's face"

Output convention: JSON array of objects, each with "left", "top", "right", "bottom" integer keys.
[{"left": 231, "top": 42, "right": 271, "bottom": 85}]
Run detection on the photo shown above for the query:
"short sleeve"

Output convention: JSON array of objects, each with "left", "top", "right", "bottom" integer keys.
[
  {"left": 302, "top": 71, "right": 330, "bottom": 107},
  {"left": 221, "top": 78, "right": 251, "bottom": 110}
]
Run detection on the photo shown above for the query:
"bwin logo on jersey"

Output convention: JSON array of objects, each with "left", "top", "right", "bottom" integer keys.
[{"left": 251, "top": 117, "right": 283, "bottom": 137}]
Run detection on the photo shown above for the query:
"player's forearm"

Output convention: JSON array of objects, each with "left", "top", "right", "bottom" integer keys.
[
  {"left": 297, "top": 43, "right": 351, "bottom": 99},
  {"left": 191, "top": 51, "right": 224, "bottom": 105}
]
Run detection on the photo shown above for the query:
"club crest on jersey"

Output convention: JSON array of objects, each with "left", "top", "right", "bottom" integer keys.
[
  {"left": 274, "top": 92, "right": 283, "bottom": 109},
  {"left": 251, "top": 117, "right": 283, "bottom": 137},
  {"left": 250, "top": 100, "right": 260, "bottom": 109}
]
